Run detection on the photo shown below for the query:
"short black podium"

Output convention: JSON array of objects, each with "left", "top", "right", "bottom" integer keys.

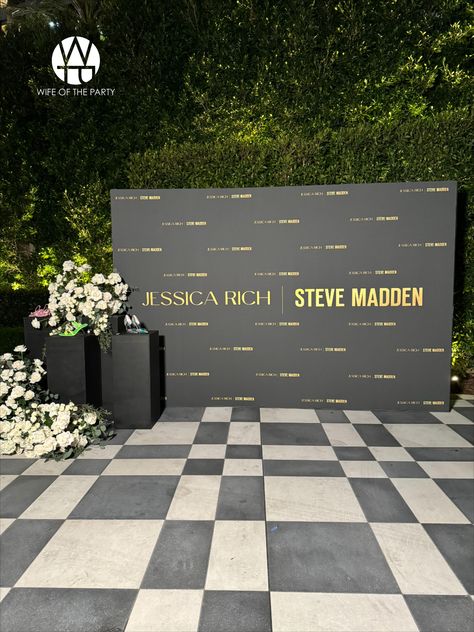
[
  {"left": 108, "top": 331, "right": 160, "bottom": 429},
  {"left": 46, "top": 334, "right": 101, "bottom": 406}
]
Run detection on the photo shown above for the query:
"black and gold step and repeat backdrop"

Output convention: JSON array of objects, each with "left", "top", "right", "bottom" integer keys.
[{"left": 111, "top": 181, "right": 456, "bottom": 410}]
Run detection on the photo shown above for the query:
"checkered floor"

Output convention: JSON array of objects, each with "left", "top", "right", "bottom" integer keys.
[{"left": 1, "top": 398, "right": 473, "bottom": 632}]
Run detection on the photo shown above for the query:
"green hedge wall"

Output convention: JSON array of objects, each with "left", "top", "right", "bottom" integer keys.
[{"left": 0, "top": 290, "right": 49, "bottom": 327}]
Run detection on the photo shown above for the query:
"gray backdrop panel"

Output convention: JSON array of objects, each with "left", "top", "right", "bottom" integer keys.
[{"left": 111, "top": 181, "right": 456, "bottom": 410}]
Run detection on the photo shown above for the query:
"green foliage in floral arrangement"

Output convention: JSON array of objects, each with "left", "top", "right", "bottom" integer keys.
[{"left": 0, "top": 345, "right": 114, "bottom": 459}]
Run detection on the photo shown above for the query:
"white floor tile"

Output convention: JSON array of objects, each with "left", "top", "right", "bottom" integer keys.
[
  {"left": 0, "top": 518, "right": 14, "bottom": 535},
  {"left": 0, "top": 475, "right": 17, "bottom": 491},
  {"left": 261, "top": 408, "right": 318, "bottom": 422},
  {"left": 126, "top": 589, "right": 203, "bottom": 632},
  {"left": 340, "top": 461, "right": 387, "bottom": 478},
  {"left": 166, "top": 475, "right": 221, "bottom": 520},
  {"left": 265, "top": 476, "right": 365, "bottom": 522},
  {"left": 391, "top": 478, "right": 469, "bottom": 523},
  {"left": 322, "top": 424, "right": 365, "bottom": 446},
  {"left": 419, "top": 461, "right": 474, "bottom": 478},
  {"left": 0, "top": 587, "right": 11, "bottom": 603},
  {"left": 432, "top": 410, "right": 474, "bottom": 424},
  {"left": 20, "top": 476, "right": 97, "bottom": 519},
  {"left": 371, "top": 523, "right": 467, "bottom": 594},
  {"left": 16, "top": 520, "right": 162, "bottom": 588},
  {"left": 202, "top": 407, "right": 232, "bottom": 422},
  {"left": 227, "top": 422, "right": 260, "bottom": 444},
  {"left": 368, "top": 447, "right": 414, "bottom": 462},
  {"left": 22, "top": 460, "right": 71, "bottom": 475},
  {"left": 344, "top": 411, "right": 381, "bottom": 424},
  {"left": 126, "top": 422, "right": 199, "bottom": 445},
  {"left": 271, "top": 592, "right": 418, "bottom": 632},
  {"left": 262, "top": 445, "right": 337, "bottom": 460},
  {"left": 102, "top": 459, "right": 185, "bottom": 475},
  {"left": 77, "top": 445, "right": 122, "bottom": 459},
  {"left": 188, "top": 444, "right": 226, "bottom": 459},
  {"left": 223, "top": 459, "right": 263, "bottom": 476},
  {"left": 385, "top": 424, "right": 472, "bottom": 448},
  {"left": 205, "top": 520, "right": 268, "bottom": 590}
]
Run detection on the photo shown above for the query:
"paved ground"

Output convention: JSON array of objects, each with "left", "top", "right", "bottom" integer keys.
[{"left": 1, "top": 397, "right": 473, "bottom": 632}]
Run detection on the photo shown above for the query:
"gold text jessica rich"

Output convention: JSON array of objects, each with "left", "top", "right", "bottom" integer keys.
[{"left": 142, "top": 287, "right": 423, "bottom": 308}]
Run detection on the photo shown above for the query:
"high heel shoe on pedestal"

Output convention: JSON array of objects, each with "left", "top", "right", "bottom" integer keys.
[
  {"left": 59, "top": 321, "right": 88, "bottom": 336},
  {"left": 132, "top": 314, "right": 148, "bottom": 334},
  {"left": 124, "top": 314, "right": 138, "bottom": 334}
]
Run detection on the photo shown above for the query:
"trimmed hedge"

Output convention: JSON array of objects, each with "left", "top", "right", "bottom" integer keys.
[
  {"left": 0, "top": 290, "right": 49, "bottom": 327},
  {"left": 0, "top": 326, "right": 24, "bottom": 354}
]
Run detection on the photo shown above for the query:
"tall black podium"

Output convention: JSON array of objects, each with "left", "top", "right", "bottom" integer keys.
[{"left": 105, "top": 331, "right": 161, "bottom": 429}]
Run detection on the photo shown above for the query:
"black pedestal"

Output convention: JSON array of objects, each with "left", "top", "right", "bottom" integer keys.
[
  {"left": 101, "top": 349, "right": 114, "bottom": 414},
  {"left": 23, "top": 317, "right": 51, "bottom": 362},
  {"left": 46, "top": 335, "right": 102, "bottom": 406},
  {"left": 110, "top": 331, "right": 160, "bottom": 429}
]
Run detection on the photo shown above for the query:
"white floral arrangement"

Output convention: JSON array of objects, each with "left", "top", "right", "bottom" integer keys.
[
  {"left": 47, "top": 260, "right": 128, "bottom": 348},
  {"left": 0, "top": 346, "right": 112, "bottom": 459}
]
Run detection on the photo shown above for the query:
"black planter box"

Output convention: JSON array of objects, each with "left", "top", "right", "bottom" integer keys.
[
  {"left": 109, "top": 331, "right": 161, "bottom": 429},
  {"left": 46, "top": 334, "right": 101, "bottom": 406},
  {"left": 23, "top": 317, "right": 51, "bottom": 362},
  {"left": 110, "top": 314, "right": 126, "bottom": 335}
]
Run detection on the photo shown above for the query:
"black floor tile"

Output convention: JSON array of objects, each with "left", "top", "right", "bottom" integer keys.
[
  {"left": 424, "top": 524, "right": 474, "bottom": 594},
  {"left": 266, "top": 522, "right": 399, "bottom": 593},
  {"left": 407, "top": 447, "right": 474, "bottom": 461},
  {"left": 183, "top": 459, "right": 224, "bottom": 475},
  {"left": 142, "top": 521, "right": 214, "bottom": 589},
  {"left": 375, "top": 411, "right": 440, "bottom": 423},
  {"left": 0, "top": 459, "right": 36, "bottom": 475},
  {"left": 105, "top": 429, "right": 134, "bottom": 444},
  {"left": 379, "top": 461, "right": 429, "bottom": 478},
  {"left": 159, "top": 407, "right": 205, "bottom": 421},
  {"left": 69, "top": 475, "right": 180, "bottom": 519},
  {"left": 62, "top": 459, "right": 110, "bottom": 475},
  {"left": 448, "top": 424, "right": 474, "bottom": 445},
  {"left": 230, "top": 407, "right": 261, "bottom": 422},
  {"left": 405, "top": 595, "right": 474, "bottom": 632},
  {"left": 454, "top": 407, "right": 474, "bottom": 421},
  {"left": 350, "top": 478, "right": 417, "bottom": 522},
  {"left": 263, "top": 460, "right": 344, "bottom": 476},
  {"left": 116, "top": 445, "right": 191, "bottom": 458},
  {"left": 355, "top": 425, "right": 401, "bottom": 446},
  {"left": 261, "top": 423, "right": 329, "bottom": 445},
  {"left": 0, "top": 520, "right": 62, "bottom": 586},
  {"left": 435, "top": 479, "right": 474, "bottom": 522},
  {"left": 216, "top": 476, "right": 264, "bottom": 520},
  {"left": 199, "top": 591, "right": 271, "bottom": 632},
  {"left": 194, "top": 422, "right": 229, "bottom": 444},
  {"left": 0, "top": 476, "right": 56, "bottom": 518},
  {"left": 225, "top": 445, "right": 262, "bottom": 459},
  {"left": 0, "top": 587, "right": 137, "bottom": 632},
  {"left": 316, "top": 410, "right": 349, "bottom": 423},
  {"left": 334, "top": 447, "right": 375, "bottom": 461}
]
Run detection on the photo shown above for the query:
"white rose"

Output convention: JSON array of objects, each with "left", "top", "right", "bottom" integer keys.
[
  {"left": 11, "top": 385, "right": 25, "bottom": 399},
  {"left": 1, "top": 353, "right": 13, "bottom": 361},
  {"left": 12, "top": 360, "right": 25, "bottom": 370},
  {"left": 92, "top": 273, "right": 106, "bottom": 284},
  {"left": 14, "top": 345, "right": 27, "bottom": 353},
  {"left": 30, "top": 372, "right": 42, "bottom": 384},
  {"left": 62, "top": 260, "right": 75, "bottom": 272},
  {"left": 1, "top": 369, "right": 13, "bottom": 380},
  {"left": 0, "top": 405, "right": 11, "bottom": 419},
  {"left": 84, "top": 412, "right": 97, "bottom": 425},
  {"left": 14, "top": 372, "right": 27, "bottom": 382},
  {"left": 48, "top": 317, "right": 58, "bottom": 327},
  {"left": 23, "top": 390, "right": 35, "bottom": 401},
  {"left": 31, "top": 318, "right": 41, "bottom": 329},
  {"left": 56, "top": 431, "right": 74, "bottom": 449},
  {"left": 96, "top": 300, "right": 107, "bottom": 311},
  {"left": 66, "top": 312, "right": 76, "bottom": 321},
  {"left": 30, "top": 429, "right": 46, "bottom": 444},
  {"left": 0, "top": 382, "right": 8, "bottom": 397},
  {"left": 0, "top": 439, "right": 16, "bottom": 455},
  {"left": 41, "top": 436, "right": 57, "bottom": 454}
]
